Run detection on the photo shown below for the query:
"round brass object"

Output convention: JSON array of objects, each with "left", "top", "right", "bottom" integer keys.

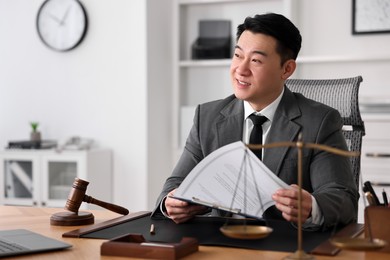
[
  {"left": 330, "top": 237, "right": 387, "bottom": 251},
  {"left": 220, "top": 225, "right": 273, "bottom": 240}
]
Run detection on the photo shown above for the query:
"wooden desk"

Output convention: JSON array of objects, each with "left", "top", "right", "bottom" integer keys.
[{"left": 0, "top": 205, "right": 388, "bottom": 259}]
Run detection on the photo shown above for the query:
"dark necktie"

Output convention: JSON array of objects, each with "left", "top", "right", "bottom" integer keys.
[{"left": 249, "top": 114, "right": 268, "bottom": 160}]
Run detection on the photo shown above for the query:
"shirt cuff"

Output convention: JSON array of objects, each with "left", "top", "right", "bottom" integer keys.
[
  {"left": 306, "top": 194, "right": 324, "bottom": 225},
  {"left": 159, "top": 195, "right": 171, "bottom": 219}
]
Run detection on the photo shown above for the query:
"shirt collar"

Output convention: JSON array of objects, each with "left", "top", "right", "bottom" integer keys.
[{"left": 244, "top": 87, "right": 284, "bottom": 122}]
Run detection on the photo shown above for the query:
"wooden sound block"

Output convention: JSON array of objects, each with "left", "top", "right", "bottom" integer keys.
[
  {"left": 50, "top": 211, "right": 94, "bottom": 226},
  {"left": 101, "top": 233, "right": 199, "bottom": 259}
]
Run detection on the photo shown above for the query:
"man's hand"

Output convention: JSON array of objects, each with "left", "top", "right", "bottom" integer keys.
[
  {"left": 272, "top": 184, "right": 312, "bottom": 223},
  {"left": 164, "top": 189, "right": 208, "bottom": 223}
]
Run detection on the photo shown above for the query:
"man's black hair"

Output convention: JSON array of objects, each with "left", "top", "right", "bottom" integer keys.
[{"left": 236, "top": 13, "right": 302, "bottom": 64}]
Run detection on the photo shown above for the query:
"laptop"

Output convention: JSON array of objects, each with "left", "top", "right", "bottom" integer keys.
[{"left": 0, "top": 229, "right": 71, "bottom": 257}]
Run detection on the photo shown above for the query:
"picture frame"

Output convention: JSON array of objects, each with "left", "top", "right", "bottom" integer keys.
[{"left": 352, "top": 0, "right": 390, "bottom": 34}]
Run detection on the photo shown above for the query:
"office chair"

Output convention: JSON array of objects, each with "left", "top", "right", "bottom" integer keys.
[{"left": 285, "top": 76, "right": 365, "bottom": 189}]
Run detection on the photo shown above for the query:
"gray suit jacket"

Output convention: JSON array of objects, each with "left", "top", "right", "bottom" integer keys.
[{"left": 153, "top": 87, "right": 358, "bottom": 230}]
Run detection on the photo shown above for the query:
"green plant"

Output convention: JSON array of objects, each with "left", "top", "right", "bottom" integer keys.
[{"left": 30, "top": 122, "right": 39, "bottom": 132}]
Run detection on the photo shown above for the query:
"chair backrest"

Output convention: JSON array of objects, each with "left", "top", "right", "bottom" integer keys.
[{"left": 285, "top": 76, "right": 365, "bottom": 188}]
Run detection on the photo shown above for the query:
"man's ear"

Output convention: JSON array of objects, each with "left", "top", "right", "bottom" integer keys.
[{"left": 281, "top": 60, "right": 296, "bottom": 80}]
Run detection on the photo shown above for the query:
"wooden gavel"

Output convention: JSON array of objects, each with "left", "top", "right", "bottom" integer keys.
[
  {"left": 50, "top": 178, "right": 129, "bottom": 226},
  {"left": 66, "top": 178, "right": 129, "bottom": 215}
]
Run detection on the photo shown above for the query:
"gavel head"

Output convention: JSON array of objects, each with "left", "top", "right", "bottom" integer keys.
[{"left": 65, "top": 178, "right": 89, "bottom": 213}]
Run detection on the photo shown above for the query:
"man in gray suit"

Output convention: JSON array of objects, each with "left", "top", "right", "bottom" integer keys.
[{"left": 153, "top": 13, "right": 358, "bottom": 230}]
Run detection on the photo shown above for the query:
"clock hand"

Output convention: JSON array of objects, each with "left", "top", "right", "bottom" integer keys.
[
  {"left": 60, "top": 6, "right": 71, "bottom": 26},
  {"left": 48, "top": 13, "right": 62, "bottom": 25}
]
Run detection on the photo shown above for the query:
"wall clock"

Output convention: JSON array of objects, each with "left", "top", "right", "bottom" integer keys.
[{"left": 36, "top": 0, "right": 88, "bottom": 52}]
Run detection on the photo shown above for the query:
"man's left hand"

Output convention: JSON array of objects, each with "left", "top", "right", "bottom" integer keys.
[{"left": 272, "top": 184, "right": 312, "bottom": 223}]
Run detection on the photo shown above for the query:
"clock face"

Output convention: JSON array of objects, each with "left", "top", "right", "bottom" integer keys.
[{"left": 36, "top": 0, "right": 88, "bottom": 51}]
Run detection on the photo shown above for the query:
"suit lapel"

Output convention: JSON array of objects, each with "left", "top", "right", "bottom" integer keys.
[
  {"left": 215, "top": 98, "right": 244, "bottom": 147},
  {"left": 263, "top": 88, "right": 301, "bottom": 175}
]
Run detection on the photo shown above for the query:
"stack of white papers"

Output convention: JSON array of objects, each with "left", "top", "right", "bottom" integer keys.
[{"left": 173, "top": 141, "right": 290, "bottom": 219}]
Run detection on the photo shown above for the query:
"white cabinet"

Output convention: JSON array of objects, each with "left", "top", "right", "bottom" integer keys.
[
  {"left": 0, "top": 149, "right": 112, "bottom": 208},
  {"left": 359, "top": 113, "right": 390, "bottom": 223},
  {"left": 172, "top": 0, "right": 296, "bottom": 156}
]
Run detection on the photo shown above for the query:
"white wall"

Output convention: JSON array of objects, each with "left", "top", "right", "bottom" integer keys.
[{"left": 0, "top": 0, "right": 173, "bottom": 212}]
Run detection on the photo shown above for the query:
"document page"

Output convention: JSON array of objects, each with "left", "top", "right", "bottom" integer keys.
[{"left": 173, "top": 141, "right": 290, "bottom": 219}]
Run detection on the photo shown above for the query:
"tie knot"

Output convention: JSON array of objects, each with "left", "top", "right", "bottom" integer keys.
[{"left": 249, "top": 114, "right": 268, "bottom": 126}]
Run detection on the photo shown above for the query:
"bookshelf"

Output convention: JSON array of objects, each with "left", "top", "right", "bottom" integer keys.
[{"left": 172, "top": 0, "right": 296, "bottom": 158}]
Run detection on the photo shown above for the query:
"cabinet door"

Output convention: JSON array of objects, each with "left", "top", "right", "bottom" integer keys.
[
  {"left": 41, "top": 153, "right": 86, "bottom": 207},
  {"left": 0, "top": 154, "right": 40, "bottom": 206}
]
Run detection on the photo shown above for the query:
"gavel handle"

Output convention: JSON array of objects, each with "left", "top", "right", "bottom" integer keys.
[{"left": 83, "top": 195, "right": 129, "bottom": 215}]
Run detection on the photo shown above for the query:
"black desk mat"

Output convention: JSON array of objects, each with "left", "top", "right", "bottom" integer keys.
[{"left": 82, "top": 215, "right": 333, "bottom": 253}]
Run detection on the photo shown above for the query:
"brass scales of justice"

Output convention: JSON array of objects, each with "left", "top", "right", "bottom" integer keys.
[{"left": 217, "top": 134, "right": 387, "bottom": 260}]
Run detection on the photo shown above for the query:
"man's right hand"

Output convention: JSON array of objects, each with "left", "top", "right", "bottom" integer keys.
[{"left": 164, "top": 189, "right": 208, "bottom": 223}]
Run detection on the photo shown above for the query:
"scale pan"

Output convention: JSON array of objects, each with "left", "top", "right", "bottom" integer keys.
[
  {"left": 330, "top": 237, "right": 387, "bottom": 251},
  {"left": 220, "top": 225, "right": 273, "bottom": 240}
]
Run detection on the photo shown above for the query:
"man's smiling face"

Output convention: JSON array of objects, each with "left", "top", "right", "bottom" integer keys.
[{"left": 230, "top": 30, "right": 295, "bottom": 111}]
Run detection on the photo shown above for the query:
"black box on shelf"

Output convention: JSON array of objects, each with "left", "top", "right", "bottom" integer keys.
[
  {"left": 191, "top": 20, "right": 231, "bottom": 60},
  {"left": 7, "top": 140, "right": 57, "bottom": 149}
]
